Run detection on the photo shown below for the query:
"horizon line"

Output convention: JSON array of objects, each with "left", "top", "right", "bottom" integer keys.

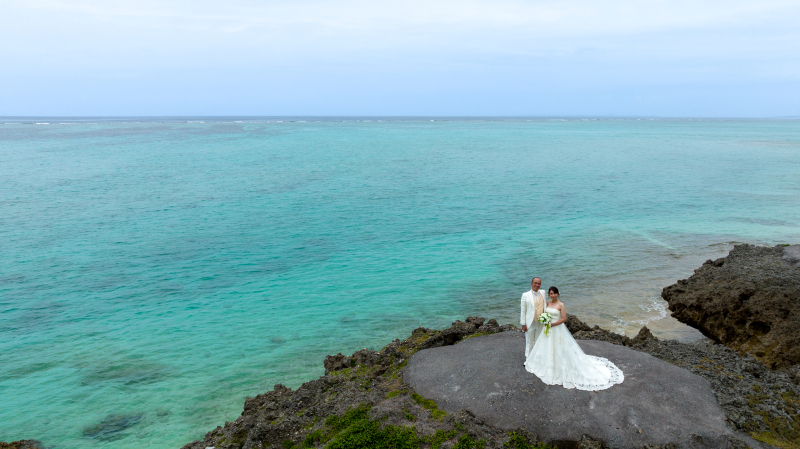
[{"left": 3, "top": 115, "right": 800, "bottom": 121}]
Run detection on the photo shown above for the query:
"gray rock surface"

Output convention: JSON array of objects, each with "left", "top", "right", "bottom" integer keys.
[{"left": 404, "top": 332, "right": 752, "bottom": 449}]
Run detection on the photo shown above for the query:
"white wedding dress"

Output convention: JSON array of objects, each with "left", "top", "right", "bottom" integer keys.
[{"left": 524, "top": 307, "right": 624, "bottom": 391}]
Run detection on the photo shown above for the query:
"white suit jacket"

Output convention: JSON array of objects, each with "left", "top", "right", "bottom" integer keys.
[{"left": 520, "top": 289, "right": 545, "bottom": 328}]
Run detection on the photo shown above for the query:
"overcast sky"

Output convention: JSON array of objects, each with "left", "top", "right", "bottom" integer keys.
[{"left": 2, "top": 0, "right": 799, "bottom": 116}]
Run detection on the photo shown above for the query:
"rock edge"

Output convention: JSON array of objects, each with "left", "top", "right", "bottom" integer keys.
[
  {"left": 179, "top": 314, "right": 800, "bottom": 449},
  {"left": 662, "top": 243, "right": 800, "bottom": 369}
]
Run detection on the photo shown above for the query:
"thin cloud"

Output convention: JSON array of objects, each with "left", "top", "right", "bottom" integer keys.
[
  {"left": 18, "top": 0, "right": 800, "bottom": 34},
  {"left": 2, "top": 0, "right": 799, "bottom": 115}
]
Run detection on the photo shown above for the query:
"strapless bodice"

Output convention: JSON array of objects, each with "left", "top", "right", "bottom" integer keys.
[{"left": 545, "top": 307, "right": 561, "bottom": 320}]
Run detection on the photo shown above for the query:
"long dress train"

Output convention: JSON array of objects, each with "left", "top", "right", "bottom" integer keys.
[{"left": 524, "top": 307, "right": 624, "bottom": 391}]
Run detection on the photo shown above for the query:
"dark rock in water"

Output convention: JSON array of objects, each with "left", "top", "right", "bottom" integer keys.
[
  {"left": 82, "top": 412, "right": 143, "bottom": 441},
  {"left": 662, "top": 243, "right": 800, "bottom": 369},
  {"left": 0, "top": 441, "right": 43, "bottom": 449}
]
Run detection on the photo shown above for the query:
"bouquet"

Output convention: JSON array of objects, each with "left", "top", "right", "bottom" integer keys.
[{"left": 538, "top": 312, "right": 553, "bottom": 336}]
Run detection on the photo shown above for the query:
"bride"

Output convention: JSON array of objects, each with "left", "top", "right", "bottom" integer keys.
[{"left": 524, "top": 286, "right": 624, "bottom": 391}]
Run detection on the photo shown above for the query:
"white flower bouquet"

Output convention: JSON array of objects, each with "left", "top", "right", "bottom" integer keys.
[{"left": 538, "top": 312, "right": 552, "bottom": 336}]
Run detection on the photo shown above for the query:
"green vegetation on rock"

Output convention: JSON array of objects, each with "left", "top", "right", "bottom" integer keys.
[
  {"left": 411, "top": 393, "right": 446, "bottom": 420},
  {"left": 504, "top": 431, "right": 554, "bottom": 449},
  {"left": 460, "top": 332, "right": 491, "bottom": 342},
  {"left": 428, "top": 429, "right": 457, "bottom": 449},
  {"left": 285, "top": 403, "right": 423, "bottom": 449},
  {"left": 453, "top": 434, "right": 487, "bottom": 449},
  {"left": 745, "top": 386, "right": 800, "bottom": 449},
  {"left": 282, "top": 402, "right": 516, "bottom": 449}
]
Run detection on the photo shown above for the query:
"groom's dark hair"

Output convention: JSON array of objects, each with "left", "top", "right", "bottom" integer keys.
[{"left": 531, "top": 277, "right": 541, "bottom": 283}]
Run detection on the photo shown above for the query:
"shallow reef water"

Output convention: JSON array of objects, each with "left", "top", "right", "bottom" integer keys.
[{"left": 1, "top": 118, "right": 799, "bottom": 448}]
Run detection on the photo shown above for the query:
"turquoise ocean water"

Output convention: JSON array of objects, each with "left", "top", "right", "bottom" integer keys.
[{"left": 1, "top": 118, "right": 799, "bottom": 448}]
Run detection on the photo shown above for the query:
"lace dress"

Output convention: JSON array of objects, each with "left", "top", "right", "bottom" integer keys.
[{"left": 524, "top": 307, "right": 624, "bottom": 391}]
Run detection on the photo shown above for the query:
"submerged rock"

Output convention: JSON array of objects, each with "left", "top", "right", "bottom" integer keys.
[
  {"left": 0, "top": 441, "right": 42, "bottom": 449},
  {"left": 662, "top": 244, "right": 800, "bottom": 369},
  {"left": 82, "top": 412, "right": 143, "bottom": 441}
]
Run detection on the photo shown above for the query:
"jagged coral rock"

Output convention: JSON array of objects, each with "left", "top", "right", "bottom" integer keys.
[{"left": 662, "top": 244, "right": 800, "bottom": 368}]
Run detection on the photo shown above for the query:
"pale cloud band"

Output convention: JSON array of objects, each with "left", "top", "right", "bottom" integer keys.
[{"left": 2, "top": 0, "right": 799, "bottom": 115}]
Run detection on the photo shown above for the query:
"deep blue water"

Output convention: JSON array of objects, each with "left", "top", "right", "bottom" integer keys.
[{"left": 1, "top": 118, "right": 799, "bottom": 448}]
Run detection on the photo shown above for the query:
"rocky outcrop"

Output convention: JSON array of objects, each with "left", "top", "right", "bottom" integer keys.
[
  {"left": 662, "top": 244, "right": 800, "bottom": 369},
  {"left": 180, "top": 313, "right": 800, "bottom": 449},
  {"left": 322, "top": 317, "right": 509, "bottom": 375},
  {"left": 180, "top": 317, "right": 532, "bottom": 449},
  {"left": 566, "top": 314, "right": 658, "bottom": 347}
]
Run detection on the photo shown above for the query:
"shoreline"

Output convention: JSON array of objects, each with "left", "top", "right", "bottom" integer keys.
[
  {"left": 5, "top": 244, "right": 799, "bottom": 449},
  {"left": 178, "top": 241, "right": 800, "bottom": 449},
  {"left": 175, "top": 313, "right": 797, "bottom": 449},
  {"left": 4, "top": 315, "right": 796, "bottom": 449}
]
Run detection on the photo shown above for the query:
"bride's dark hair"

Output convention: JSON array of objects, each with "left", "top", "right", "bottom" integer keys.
[{"left": 548, "top": 286, "right": 559, "bottom": 296}]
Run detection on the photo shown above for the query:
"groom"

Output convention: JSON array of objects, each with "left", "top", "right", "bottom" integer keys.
[{"left": 520, "top": 277, "right": 546, "bottom": 358}]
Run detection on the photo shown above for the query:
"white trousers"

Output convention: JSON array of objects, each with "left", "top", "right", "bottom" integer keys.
[{"left": 524, "top": 323, "right": 544, "bottom": 358}]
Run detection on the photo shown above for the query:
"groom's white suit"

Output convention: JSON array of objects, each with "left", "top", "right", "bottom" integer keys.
[{"left": 520, "top": 287, "right": 546, "bottom": 357}]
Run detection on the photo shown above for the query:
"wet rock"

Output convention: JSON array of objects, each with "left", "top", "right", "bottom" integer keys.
[{"left": 662, "top": 243, "right": 800, "bottom": 368}]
